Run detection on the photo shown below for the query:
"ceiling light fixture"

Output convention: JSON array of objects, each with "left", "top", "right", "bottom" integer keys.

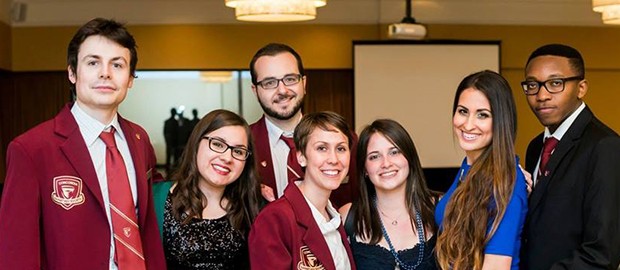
[
  {"left": 225, "top": 0, "right": 326, "bottom": 22},
  {"left": 200, "top": 71, "right": 234, "bottom": 83},
  {"left": 593, "top": 0, "right": 620, "bottom": 24}
]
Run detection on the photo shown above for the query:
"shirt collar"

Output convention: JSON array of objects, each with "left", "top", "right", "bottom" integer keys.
[
  {"left": 544, "top": 101, "right": 585, "bottom": 141},
  {"left": 71, "top": 103, "right": 124, "bottom": 146},
  {"left": 304, "top": 196, "right": 342, "bottom": 234},
  {"left": 264, "top": 116, "right": 286, "bottom": 146}
]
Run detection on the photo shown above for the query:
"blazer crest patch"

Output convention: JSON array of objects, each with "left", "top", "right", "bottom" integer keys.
[
  {"left": 51, "top": 175, "right": 85, "bottom": 210},
  {"left": 297, "top": 245, "right": 325, "bottom": 270}
]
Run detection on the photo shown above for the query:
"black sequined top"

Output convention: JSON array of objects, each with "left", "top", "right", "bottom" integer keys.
[
  {"left": 163, "top": 194, "right": 249, "bottom": 270},
  {"left": 349, "top": 235, "right": 438, "bottom": 270}
]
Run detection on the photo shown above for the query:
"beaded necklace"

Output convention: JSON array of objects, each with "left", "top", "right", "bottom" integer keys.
[{"left": 374, "top": 197, "right": 426, "bottom": 270}]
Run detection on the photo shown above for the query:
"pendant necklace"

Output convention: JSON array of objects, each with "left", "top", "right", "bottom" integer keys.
[
  {"left": 378, "top": 204, "right": 403, "bottom": 226},
  {"left": 374, "top": 196, "right": 426, "bottom": 270}
]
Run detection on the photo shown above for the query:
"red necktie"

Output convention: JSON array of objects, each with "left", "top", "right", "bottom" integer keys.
[
  {"left": 539, "top": 136, "right": 559, "bottom": 177},
  {"left": 100, "top": 128, "right": 146, "bottom": 270},
  {"left": 280, "top": 135, "right": 304, "bottom": 182}
]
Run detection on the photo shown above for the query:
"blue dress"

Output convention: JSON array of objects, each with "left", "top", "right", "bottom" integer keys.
[{"left": 435, "top": 158, "right": 528, "bottom": 270}]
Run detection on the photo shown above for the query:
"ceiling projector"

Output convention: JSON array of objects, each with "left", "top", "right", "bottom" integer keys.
[
  {"left": 388, "top": 0, "right": 427, "bottom": 40},
  {"left": 388, "top": 23, "right": 426, "bottom": 40}
]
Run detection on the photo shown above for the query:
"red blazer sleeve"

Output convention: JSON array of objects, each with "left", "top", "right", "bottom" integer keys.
[
  {"left": 249, "top": 202, "right": 295, "bottom": 270},
  {"left": 0, "top": 141, "right": 42, "bottom": 269}
]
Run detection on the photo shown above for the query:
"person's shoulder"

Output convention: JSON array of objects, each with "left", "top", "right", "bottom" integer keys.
[
  {"left": 249, "top": 118, "right": 262, "bottom": 131},
  {"left": 255, "top": 197, "right": 294, "bottom": 222},
  {"left": 527, "top": 132, "right": 544, "bottom": 147},
  {"left": 588, "top": 116, "right": 620, "bottom": 140},
  {"left": 513, "top": 167, "right": 529, "bottom": 197},
  {"left": 121, "top": 118, "right": 151, "bottom": 138},
  {"left": 338, "top": 202, "right": 352, "bottom": 221},
  {"left": 12, "top": 118, "right": 56, "bottom": 148}
]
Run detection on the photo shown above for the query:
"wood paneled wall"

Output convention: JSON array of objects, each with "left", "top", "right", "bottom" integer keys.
[
  {"left": 303, "top": 69, "right": 354, "bottom": 128},
  {"left": 0, "top": 71, "right": 72, "bottom": 181},
  {"left": 0, "top": 70, "right": 352, "bottom": 182}
]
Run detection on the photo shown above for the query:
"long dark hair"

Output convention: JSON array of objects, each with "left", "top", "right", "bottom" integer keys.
[
  {"left": 436, "top": 70, "right": 517, "bottom": 270},
  {"left": 351, "top": 119, "right": 437, "bottom": 244},
  {"left": 169, "top": 109, "right": 260, "bottom": 236}
]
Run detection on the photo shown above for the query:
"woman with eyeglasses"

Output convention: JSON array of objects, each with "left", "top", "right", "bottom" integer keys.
[
  {"left": 249, "top": 111, "right": 356, "bottom": 270},
  {"left": 163, "top": 109, "right": 260, "bottom": 269}
]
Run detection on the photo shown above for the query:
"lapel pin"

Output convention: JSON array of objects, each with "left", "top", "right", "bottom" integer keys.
[
  {"left": 135, "top": 133, "right": 140, "bottom": 140},
  {"left": 261, "top": 161, "right": 267, "bottom": 167}
]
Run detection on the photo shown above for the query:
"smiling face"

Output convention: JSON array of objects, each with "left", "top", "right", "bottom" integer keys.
[
  {"left": 196, "top": 125, "right": 248, "bottom": 190},
  {"left": 525, "top": 55, "right": 587, "bottom": 133},
  {"left": 364, "top": 133, "right": 409, "bottom": 193},
  {"left": 297, "top": 127, "right": 350, "bottom": 193},
  {"left": 251, "top": 52, "right": 306, "bottom": 121},
  {"left": 69, "top": 35, "right": 134, "bottom": 116},
  {"left": 453, "top": 88, "right": 493, "bottom": 163}
]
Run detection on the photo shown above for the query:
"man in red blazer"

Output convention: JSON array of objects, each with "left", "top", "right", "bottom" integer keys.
[
  {"left": 249, "top": 43, "right": 357, "bottom": 207},
  {"left": 0, "top": 18, "right": 165, "bottom": 269}
]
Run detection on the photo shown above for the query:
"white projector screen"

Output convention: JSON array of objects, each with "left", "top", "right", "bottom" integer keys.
[{"left": 354, "top": 42, "right": 500, "bottom": 168}]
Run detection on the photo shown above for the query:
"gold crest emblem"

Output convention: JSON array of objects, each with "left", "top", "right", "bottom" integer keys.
[
  {"left": 297, "top": 246, "right": 325, "bottom": 270},
  {"left": 51, "top": 176, "right": 85, "bottom": 210}
]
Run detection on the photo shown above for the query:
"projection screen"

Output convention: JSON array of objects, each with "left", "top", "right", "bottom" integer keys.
[{"left": 354, "top": 41, "right": 500, "bottom": 168}]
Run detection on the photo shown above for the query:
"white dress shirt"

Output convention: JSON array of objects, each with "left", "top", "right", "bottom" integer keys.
[
  {"left": 264, "top": 116, "right": 296, "bottom": 198},
  {"left": 303, "top": 193, "right": 351, "bottom": 270},
  {"left": 533, "top": 102, "right": 585, "bottom": 184},
  {"left": 71, "top": 103, "right": 138, "bottom": 270}
]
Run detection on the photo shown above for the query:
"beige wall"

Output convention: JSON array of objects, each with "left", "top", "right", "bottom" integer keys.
[
  {"left": 0, "top": 21, "right": 10, "bottom": 70},
  {"left": 422, "top": 24, "right": 620, "bottom": 156},
  {"left": 11, "top": 24, "right": 380, "bottom": 71},
  {"left": 9, "top": 23, "right": 620, "bottom": 158}
]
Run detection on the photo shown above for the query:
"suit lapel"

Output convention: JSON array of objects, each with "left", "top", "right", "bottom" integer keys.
[
  {"left": 525, "top": 134, "right": 543, "bottom": 174},
  {"left": 285, "top": 184, "right": 336, "bottom": 270},
  {"left": 56, "top": 104, "right": 106, "bottom": 211},
  {"left": 119, "top": 117, "right": 149, "bottom": 226},
  {"left": 251, "top": 116, "right": 277, "bottom": 195},
  {"left": 529, "top": 107, "right": 592, "bottom": 212},
  {"left": 337, "top": 224, "right": 356, "bottom": 270}
]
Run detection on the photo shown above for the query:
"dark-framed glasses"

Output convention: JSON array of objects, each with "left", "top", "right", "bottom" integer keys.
[
  {"left": 255, "top": 74, "right": 302, "bottom": 89},
  {"left": 202, "top": 136, "right": 251, "bottom": 161},
  {"left": 520, "top": 76, "right": 583, "bottom": 95}
]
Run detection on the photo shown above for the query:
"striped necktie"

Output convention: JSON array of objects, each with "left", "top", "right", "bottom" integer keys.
[{"left": 100, "top": 128, "right": 146, "bottom": 270}]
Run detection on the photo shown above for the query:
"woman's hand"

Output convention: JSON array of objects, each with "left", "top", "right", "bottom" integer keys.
[
  {"left": 519, "top": 164, "right": 533, "bottom": 196},
  {"left": 260, "top": 184, "right": 276, "bottom": 202}
]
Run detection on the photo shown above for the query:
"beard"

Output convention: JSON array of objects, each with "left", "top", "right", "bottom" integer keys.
[{"left": 258, "top": 92, "right": 304, "bottom": 121}]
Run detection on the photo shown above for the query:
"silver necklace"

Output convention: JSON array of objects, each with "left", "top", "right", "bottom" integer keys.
[{"left": 377, "top": 205, "right": 404, "bottom": 226}]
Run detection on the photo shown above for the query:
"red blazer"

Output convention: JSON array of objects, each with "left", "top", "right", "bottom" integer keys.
[
  {"left": 249, "top": 183, "right": 356, "bottom": 270},
  {"left": 0, "top": 104, "right": 166, "bottom": 270},
  {"left": 250, "top": 115, "right": 358, "bottom": 207}
]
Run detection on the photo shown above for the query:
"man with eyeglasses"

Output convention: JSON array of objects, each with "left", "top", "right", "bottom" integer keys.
[
  {"left": 248, "top": 43, "right": 356, "bottom": 207},
  {"left": 520, "top": 44, "right": 620, "bottom": 270}
]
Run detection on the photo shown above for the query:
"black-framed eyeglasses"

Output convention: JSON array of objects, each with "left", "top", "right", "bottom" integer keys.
[
  {"left": 202, "top": 136, "right": 251, "bottom": 161},
  {"left": 255, "top": 74, "right": 302, "bottom": 89},
  {"left": 520, "top": 76, "right": 583, "bottom": 95}
]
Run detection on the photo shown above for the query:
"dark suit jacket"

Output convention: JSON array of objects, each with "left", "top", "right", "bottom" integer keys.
[
  {"left": 250, "top": 115, "right": 358, "bottom": 207},
  {"left": 0, "top": 104, "right": 166, "bottom": 270},
  {"left": 521, "top": 106, "right": 620, "bottom": 270},
  {"left": 249, "top": 183, "right": 356, "bottom": 270}
]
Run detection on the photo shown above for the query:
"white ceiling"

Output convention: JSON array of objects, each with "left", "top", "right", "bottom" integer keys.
[{"left": 0, "top": 0, "right": 613, "bottom": 27}]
